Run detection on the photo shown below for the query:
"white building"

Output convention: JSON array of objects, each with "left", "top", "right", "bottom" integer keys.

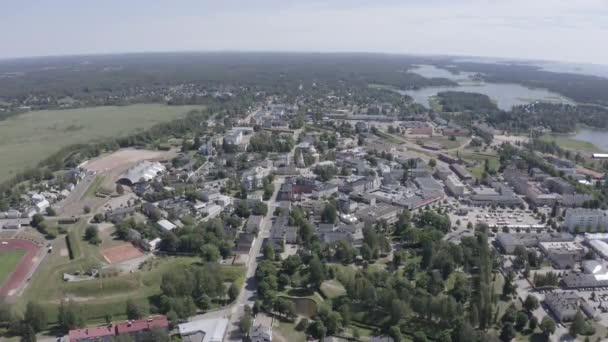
[
  {"left": 588, "top": 239, "right": 608, "bottom": 259},
  {"left": 250, "top": 325, "right": 272, "bottom": 342},
  {"left": 178, "top": 318, "right": 228, "bottom": 342},
  {"left": 445, "top": 175, "right": 466, "bottom": 197},
  {"left": 157, "top": 219, "right": 177, "bottom": 232},
  {"left": 564, "top": 209, "right": 608, "bottom": 233}
]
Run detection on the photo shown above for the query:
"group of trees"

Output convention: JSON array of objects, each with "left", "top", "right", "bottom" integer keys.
[
  {"left": 248, "top": 132, "right": 295, "bottom": 153},
  {"left": 158, "top": 217, "right": 234, "bottom": 261},
  {"left": 157, "top": 263, "right": 230, "bottom": 320}
]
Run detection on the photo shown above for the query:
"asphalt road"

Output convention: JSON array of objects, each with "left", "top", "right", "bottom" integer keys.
[{"left": 223, "top": 177, "right": 284, "bottom": 341}]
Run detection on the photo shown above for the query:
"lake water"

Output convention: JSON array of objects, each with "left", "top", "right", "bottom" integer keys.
[
  {"left": 571, "top": 128, "right": 608, "bottom": 151},
  {"left": 402, "top": 64, "right": 573, "bottom": 110}
]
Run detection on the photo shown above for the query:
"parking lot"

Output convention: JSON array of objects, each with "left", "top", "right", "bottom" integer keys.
[{"left": 448, "top": 205, "right": 543, "bottom": 230}]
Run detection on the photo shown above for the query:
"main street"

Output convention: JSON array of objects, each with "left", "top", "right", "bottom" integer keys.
[{"left": 223, "top": 176, "right": 284, "bottom": 341}]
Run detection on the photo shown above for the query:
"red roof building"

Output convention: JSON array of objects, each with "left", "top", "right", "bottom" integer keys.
[
  {"left": 69, "top": 325, "right": 115, "bottom": 342},
  {"left": 68, "top": 315, "right": 169, "bottom": 342},
  {"left": 115, "top": 315, "right": 169, "bottom": 335}
]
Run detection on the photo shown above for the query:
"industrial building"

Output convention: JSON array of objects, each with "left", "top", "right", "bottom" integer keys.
[{"left": 118, "top": 161, "right": 165, "bottom": 185}]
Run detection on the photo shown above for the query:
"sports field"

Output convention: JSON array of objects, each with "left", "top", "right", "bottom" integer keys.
[
  {"left": 0, "top": 249, "right": 26, "bottom": 285},
  {"left": 0, "top": 104, "right": 205, "bottom": 182},
  {"left": 17, "top": 220, "right": 245, "bottom": 324}
]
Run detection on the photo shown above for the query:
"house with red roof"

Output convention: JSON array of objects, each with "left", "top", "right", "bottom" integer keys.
[{"left": 68, "top": 315, "right": 169, "bottom": 342}]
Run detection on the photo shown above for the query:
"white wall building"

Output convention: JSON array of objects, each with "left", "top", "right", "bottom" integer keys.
[{"left": 565, "top": 209, "right": 608, "bottom": 233}]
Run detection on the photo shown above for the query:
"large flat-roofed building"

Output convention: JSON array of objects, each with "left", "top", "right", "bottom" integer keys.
[
  {"left": 118, "top": 161, "right": 165, "bottom": 185},
  {"left": 564, "top": 208, "right": 608, "bottom": 233},
  {"left": 178, "top": 318, "right": 229, "bottom": 342},
  {"left": 445, "top": 175, "right": 466, "bottom": 197},
  {"left": 450, "top": 164, "right": 473, "bottom": 182},
  {"left": 562, "top": 272, "right": 608, "bottom": 289},
  {"left": 355, "top": 203, "right": 402, "bottom": 225},
  {"left": 587, "top": 239, "right": 608, "bottom": 259},
  {"left": 539, "top": 241, "right": 586, "bottom": 269},
  {"left": 544, "top": 292, "right": 596, "bottom": 323},
  {"left": 496, "top": 232, "right": 574, "bottom": 254}
]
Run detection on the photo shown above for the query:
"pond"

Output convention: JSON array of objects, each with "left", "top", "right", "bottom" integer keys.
[
  {"left": 400, "top": 65, "right": 572, "bottom": 110},
  {"left": 571, "top": 128, "right": 608, "bottom": 151}
]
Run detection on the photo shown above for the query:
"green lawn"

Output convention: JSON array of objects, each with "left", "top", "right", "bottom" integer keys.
[
  {"left": 0, "top": 249, "right": 26, "bottom": 286},
  {"left": 276, "top": 321, "right": 307, "bottom": 342},
  {"left": 455, "top": 150, "right": 500, "bottom": 179},
  {"left": 540, "top": 134, "right": 603, "bottom": 153},
  {"left": 0, "top": 104, "right": 205, "bottom": 182},
  {"left": 16, "top": 217, "right": 245, "bottom": 324},
  {"left": 320, "top": 280, "right": 347, "bottom": 299}
]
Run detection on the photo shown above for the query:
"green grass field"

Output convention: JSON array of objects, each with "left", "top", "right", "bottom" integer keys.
[
  {"left": 0, "top": 104, "right": 205, "bottom": 182},
  {"left": 16, "top": 220, "right": 245, "bottom": 324},
  {"left": 0, "top": 249, "right": 26, "bottom": 286},
  {"left": 540, "top": 134, "right": 603, "bottom": 153}
]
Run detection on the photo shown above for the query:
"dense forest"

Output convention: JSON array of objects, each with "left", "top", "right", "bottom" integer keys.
[
  {"left": 436, "top": 91, "right": 500, "bottom": 114},
  {"left": 489, "top": 103, "right": 608, "bottom": 133},
  {"left": 0, "top": 53, "right": 456, "bottom": 104}
]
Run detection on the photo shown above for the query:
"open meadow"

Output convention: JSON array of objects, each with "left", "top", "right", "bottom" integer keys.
[{"left": 0, "top": 104, "right": 205, "bottom": 182}]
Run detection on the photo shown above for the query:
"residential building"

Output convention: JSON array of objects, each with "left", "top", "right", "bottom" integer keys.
[
  {"left": 543, "top": 177, "right": 575, "bottom": 194},
  {"left": 564, "top": 208, "right": 608, "bottom": 233},
  {"left": 69, "top": 316, "right": 168, "bottom": 342},
  {"left": 544, "top": 292, "right": 596, "bottom": 323},
  {"left": 114, "top": 316, "right": 169, "bottom": 342}
]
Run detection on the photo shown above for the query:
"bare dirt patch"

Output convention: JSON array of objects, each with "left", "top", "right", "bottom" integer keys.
[
  {"left": 83, "top": 149, "right": 172, "bottom": 173},
  {"left": 101, "top": 243, "right": 144, "bottom": 264}
]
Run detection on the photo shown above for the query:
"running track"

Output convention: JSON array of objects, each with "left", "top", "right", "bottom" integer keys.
[{"left": 0, "top": 239, "right": 41, "bottom": 297}]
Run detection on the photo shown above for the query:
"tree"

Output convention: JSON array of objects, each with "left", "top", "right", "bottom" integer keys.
[
  {"left": 499, "top": 323, "right": 516, "bottom": 342},
  {"left": 239, "top": 310, "right": 253, "bottom": 335},
  {"left": 321, "top": 204, "right": 337, "bottom": 224},
  {"left": 116, "top": 184, "right": 125, "bottom": 195},
  {"left": 45, "top": 207, "right": 57, "bottom": 216},
  {"left": 141, "top": 327, "right": 170, "bottom": 342},
  {"left": 228, "top": 283, "right": 240, "bottom": 302},
  {"left": 30, "top": 214, "right": 44, "bottom": 228},
  {"left": 389, "top": 325, "right": 403, "bottom": 342},
  {"left": 24, "top": 301, "right": 47, "bottom": 332},
  {"left": 58, "top": 300, "right": 84, "bottom": 332},
  {"left": 540, "top": 316, "right": 556, "bottom": 337},
  {"left": 523, "top": 295, "right": 539, "bottom": 313},
  {"left": 308, "top": 320, "right": 327, "bottom": 340},
  {"left": 126, "top": 299, "right": 148, "bottom": 320},
  {"left": 84, "top": 225, "right": 100, "bottom": 244},
  {"left": 308, "top": 255, "right": 326, "bottom": 289},
  {"left": 569, "top": 311, "right": 586, "bottom": 337},
  {"left": 528, "top": 316, "right": 538, "bottom": 331},
  {"left": 413, "top": 331, "right": 428, "bottom": 342},
  {"left": 515, "top": 311, "right": 528, "bottom": 331},
  {"left": 83, "top": 205, "right": 91, "bottom": 214},
  {"left": 428, "top": 159, "right": 437, "bottom": 168},
  {"left": 20, "top": 325, "right": 36, "bottom": 342},
  {"left": 200, "top": 244, "right": 221, "bottom": 262},
  {"left": 263, "top": 244, "right": 275, "bottom": 261}
]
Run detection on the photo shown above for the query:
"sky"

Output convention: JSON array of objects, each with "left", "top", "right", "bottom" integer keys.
[{"left": 1, "top": 0, "right": 607, "bottom": 65}]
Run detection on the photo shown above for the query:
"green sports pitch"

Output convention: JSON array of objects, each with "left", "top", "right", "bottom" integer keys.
[{"left": 0, "top": 249, "right": 26, "bottom": 286}]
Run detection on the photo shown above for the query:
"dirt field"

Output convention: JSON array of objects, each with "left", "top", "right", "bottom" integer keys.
[
  {"left": 0, "top": 239, "right": 42, "bottom": 297},
  {"left": 102, "top": 243, "right": 144, "bottom": 264},
  {"left": 83, "top": 149, "right": 170, "bottom": 172}
]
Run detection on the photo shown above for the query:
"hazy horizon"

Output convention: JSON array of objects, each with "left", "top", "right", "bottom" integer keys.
[{"left": 1, "top": 0, "right": 607, "bottom": 65}]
